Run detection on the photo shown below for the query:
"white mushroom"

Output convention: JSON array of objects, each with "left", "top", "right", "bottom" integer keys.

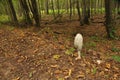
[{"left": 74, "top": 33, "right": 83, "bottom": 60}]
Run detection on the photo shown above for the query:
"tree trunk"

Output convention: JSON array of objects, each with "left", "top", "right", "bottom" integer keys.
[
  {"left": 76, "top": 0, "right": 83, "bottom": 25},
  {"left": 51, "top": 0, "right": 55, "bottom": 18},
  {"left": 30, "top": 0, "right": 40, "bottom": 27},
  {"left": 69, "top": 0, "right": 72, "bottom": 19},
  {"left": 57, "top": 0, "right": 60, "bottom": 15},
  {"left": 105, "top": 0, "right": 116, "bottom": 39},
  {"left": 45, "top": 0, "right": 49, "bottom": 15},
  {"left": 82, "top": 0, "right": 89, "bottom": 25},
  {"left": 19, "top": 0, "right": 32, "bottom": 25},
  {"left": 7, "top": 0, "right": 18, "bottom": 24}
]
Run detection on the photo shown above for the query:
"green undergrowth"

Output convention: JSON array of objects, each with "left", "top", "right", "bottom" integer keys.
[
  {"left": 0, "top": 15, "right": 9, "bottom": 23},
  {"left": 65, "top": 47, "right": 75, "bottom": 55},
  {"left": 111, "top": 55, "right": 120, "bottom": 62}
]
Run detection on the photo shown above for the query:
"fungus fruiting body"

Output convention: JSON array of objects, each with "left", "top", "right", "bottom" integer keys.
[{"left": 74, "top": 33, "right": 83, "bottom": 60}]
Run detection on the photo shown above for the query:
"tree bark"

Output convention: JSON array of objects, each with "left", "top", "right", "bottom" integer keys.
[
  {"left": 69, "top": 0, "right": 72, "bottom": 19},
  {"left": 82, "top": 0, "right": 90, "bottom": 25},
  {"left": 19, "top": 0, "right": 32, "bottom": 25},
  {"left": 7, "top": 0, "right": 18, "bottom": 24},
  {"left": 76, "top": 0, "right": 83, "bottom": 25},
  {"left": 30, "top": 0, "right": 40, "bottom": 27},
  {"left": 45, "top": 0, "right": 49, "bottom": 15},
  {"left": 105, "top": 0, "right": 116, "bottom": 39}
]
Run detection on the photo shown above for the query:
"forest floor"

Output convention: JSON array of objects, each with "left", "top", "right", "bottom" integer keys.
[{"left": 0, "top": 16, "right": 120, "bottom": 80}]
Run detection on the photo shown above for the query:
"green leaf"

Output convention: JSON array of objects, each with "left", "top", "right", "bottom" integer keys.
[
  {"left": 53, "top": 55, "right": 60, "bottom": 60},
  {"left": 112, "top": 55, "right": 120, "bottom": 62},
  {"left": 29, "top": 72, "right": 33, "bottom": 78},
  {"left": 92, "top": 68, "right": 97, "bottom": 74},
  {"left": 65, "top": 47, "right": 75, "bottom": 55},
  {"left": 111, "top": 47, "right": 120, "bottom": 52}
]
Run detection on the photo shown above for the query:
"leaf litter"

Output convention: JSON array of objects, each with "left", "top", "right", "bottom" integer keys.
[{"left": 0, "top": 21, "right": 120, "bottom": 80}]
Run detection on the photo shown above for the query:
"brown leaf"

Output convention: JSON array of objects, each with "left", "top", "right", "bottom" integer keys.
[
  {"left": 86, "top": 68, "right": 91, "bottom": 74},
  {"left": 17, "top": 56, "right": 25, "bottom": 63},
  {"left": 12, "top": 77, "right": 20, "bottom": 80},
  {"left": 77, "top": 74, "right": 85, "bottom": 78},
  {"left": 113, "top": 66, "right": 119, "bottom": 71},
  {"left": 77, "top": 71, "right": 85, "bottom": 78},
  {"left": 105, "top": 63, "right": 111, "bottom": 69},
  {"left": 113, "top": 74, "right": 119, "bottom": 78},
  {"left": 99, "top": 71, "right": 104, "bottom": 76},
  {"left": 54, "top": 70, "right": 62, "bottom": 74},
  {"left": 51, "top": 65, "right": 59, "bottom": 68}
]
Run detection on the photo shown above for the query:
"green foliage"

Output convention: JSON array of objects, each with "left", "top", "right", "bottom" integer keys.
[
  {"left": 65, "top": 47, "right": 75, "bottom": 55},
  {"left": 29, "top": 72, "right": 33, "bottom": 78},
  {"left": 85, "top": 41, "right": 96, "bottom": 48},
  {"left": 112, "top": 55, "right": 120, "bottom": 62},
  {"left": 0, "top": 15, "right": 9, "bottom": 23},
  {"left": 90, "top": 8, "right": 105, "bottom": 13},
  {"left": 90, "top": 35, "right": 100, "bottom": 42},
  {"left": 49, "top": 9, "right": 66, "bottom": 14},
  {"left": 92, "top": 67, "right": 97, "bottom": 74},
  {"left": 58, "top": 78, "right": 64, "bottom": 80},
  {"left": 111, "top": 47, "right": 120, "bottom": 52},
  {"left": 109, "top": 31, "right": 116, "bottom": 39},
  {"left": 53, "top": 55, "right": 61, "bottom": 60}
]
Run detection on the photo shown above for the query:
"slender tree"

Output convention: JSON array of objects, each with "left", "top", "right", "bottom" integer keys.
[
  {"left": 69, "top": 0, "right": 72, "bottom": 19},
  {"left": 51, "top": 0, "right": 55, "bottom": 18},
  {"left": 45, "top": 0, "right": 49, "bottom": 15},
  {"left": 29, "top": 0, "right": 40, "bottom": 27},
  {"left": 105, "top": 0, "right": 116, "bottom": 38},
  {"left": 19, "top": 0, "right": 32, "bottom": 25},
  {"left": 76, "top": 0, "right": 83, "bottom": 25},
  {"left": 57, "top": 0, "right": 60, "bottom": 15},
  {"left": 7, "top": 0, "right": 18, "bottom": 24},
  {"left": 82, "top": 0, "right": 90, "bottom": 25}
]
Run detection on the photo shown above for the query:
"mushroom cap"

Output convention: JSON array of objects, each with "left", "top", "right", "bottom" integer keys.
[{"left": 74, "top": 33, "right": 83, "bottom": 51}]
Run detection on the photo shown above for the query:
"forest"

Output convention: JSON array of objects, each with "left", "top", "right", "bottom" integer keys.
[{"left": 0, "top": 0, "right": 120, "bottom": 80}]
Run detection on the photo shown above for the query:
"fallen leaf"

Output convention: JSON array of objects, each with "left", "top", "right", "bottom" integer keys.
[
  {"left": 17, "top": 56, "right": 25, "bottom": 63},
  {"left": 29, "top": 72, "right": 33, "bottom": 78},
  {"left": 53, "top": 55, "right": 61, "bottom": 60},
  {"left": 64, "top": 69, "right": 71, "bottom": 79},
  {"left": 68, "top": 69, "right": 72, "bottom": 76},
  {"left": 113, "top": 66, "right": 119, "bottom": 71},
  {"left": 51, "top": 65, "right": 59, "bottom": 68},
  {"left": 33, "top": 49, "right": 38, "bottom": 53},
  {"left": 77, "top": 74, "right": 85, "bottom": 78},
  {"left": 104, "top": 68, "right": 109, "bottom": 72},
  {"left": 105, "top": 63, "right": 111, "bottom": 69},
  {"left": 54, "top": 70, "right": 62, "bottom": 74},
  {"left": 86, "top": 68, "right": 91, "bottom": 74},
  {"left": 12, "top": 77, "right": 20, "bottom": 80},
  {"left": 77, "top": 71, "right": 85, "bottom": 78},
  {"left": 113, "top": 74, "right": 119, "bottom": 78},
  {"left": 99, "top": 71, "right": 104, "bottom": 76},
  {"left": 57, "top": 78, "right": 64, "bottom": 80}
]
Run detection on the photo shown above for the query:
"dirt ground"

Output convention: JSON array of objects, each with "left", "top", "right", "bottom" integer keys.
[{"left": 0, "top": 19, "right": 120, "bottom": 80}]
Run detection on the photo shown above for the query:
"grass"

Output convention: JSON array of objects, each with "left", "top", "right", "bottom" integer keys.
[
  {"left": 111, "top": 55, "right": 120, "bottom": 62},
  {"left": 92, "top": 67, "right": 97, "bottom": 74},
  {"left": 111, "top": 47, "right": 120, "bottom": 52},
  {"left": 85, "top": 41, "right": 96, "bottom": 49},
  {"left": 90, "top": 35, "right": 100, "bottom": 42},
  {"left": 0, "top": 15, "right": 9, "bottom": 23},
  {"left": 65, "top": 47, "right": 75, "bottom": 55}
]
